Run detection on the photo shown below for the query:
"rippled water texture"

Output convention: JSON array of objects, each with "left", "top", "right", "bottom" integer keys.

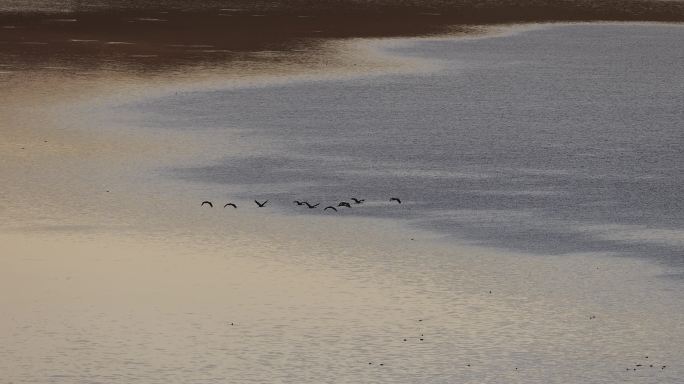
[
  {"left": 129, "top": 24, "right": 684, "bottom": 266},
  {"left": 4, "top": 23, "right": 684, "bottom": 384}
]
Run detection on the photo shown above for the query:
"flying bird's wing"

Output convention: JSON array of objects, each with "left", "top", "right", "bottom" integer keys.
[{"left": 202, "top": 201, "right": 213, "bottom": 207}]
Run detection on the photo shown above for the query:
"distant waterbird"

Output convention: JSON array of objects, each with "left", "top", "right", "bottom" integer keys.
[
  {"left": 293, "top": 200, "right": 305, "bottom": 206},
  {"left": 201, "top": 201, "right": 213, "bottom": 207},
  {"left": 324, "top": 206, "right": 338, "bottom": 212},
  {"left": 390, "top": 197, "right": 402, "bottom": 204},
  {"left": 338, "top": 202, "right": 352, "bottom": 208},
  {"left": 350, "top": 198, "right": 365, "bottom": 204},
  {"left": 254, "top": 200, "right": 269, "bottom": 207},
  {"left": 224, "top": 203, "right": 237, "bottom": 208},
  {"left": 304, "top": 202, "right": 320, "bottom": 209}
]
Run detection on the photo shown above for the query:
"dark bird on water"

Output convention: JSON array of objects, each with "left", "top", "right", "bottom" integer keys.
[
  {"left": 324, "top": 206, "right": 338, "bottom": 212},
  {"left": 201, "top": 201, "right": 213, "bottom": 207},
  {"left": 351, "top": 198, "right": 365, "bottom": 204},
  {"left": 304, "top": 202, "right": 319, "bottom": 209},
  {"left": 255, "top": 200, "right": 269, "bottom": 207},
  {"left": 224, "top": 203, "right": 237, "bottom": 208},
  {"left": 390, "top": 197, "right": 402, "bottom": 204},
  {"left": 338, "top": 202, "right": 352, "bottom": 208},
  {"left": 294, "top": 200, "right": 305, "bottom": 206}
]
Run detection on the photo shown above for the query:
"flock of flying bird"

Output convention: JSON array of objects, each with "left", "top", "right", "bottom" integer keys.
[{"left": 200, "top": 197, "right": 402, "bottom": 211}]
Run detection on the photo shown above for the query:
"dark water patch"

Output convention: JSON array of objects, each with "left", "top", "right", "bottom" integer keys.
[
  {"left": 139, "top": 24, "right": 684, "bottom": 265},
  {"left": 2, "top": 1, "right": 684, "bottom": 74}
]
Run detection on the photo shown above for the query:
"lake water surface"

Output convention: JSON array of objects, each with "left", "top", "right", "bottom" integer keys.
[
  {"left": 131, "top": 23, "right": 684, "bottom": 267},
  {"left": 12, "top": 22, "right": 679, "bottom": 384}
]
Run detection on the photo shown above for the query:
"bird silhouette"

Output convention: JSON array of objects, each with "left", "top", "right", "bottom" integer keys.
[
  {"left": 390, "top": 197, "right": 402, "bottom": 204},
  {"left": 254, "top": 200, "right": 269, "bottom": 207},
  {"left": 293, "top": 200, "right": 305, "bottom": 206},
  {"left": 201, "top": 201, "right": 213, "bottom": 207},
  {"left": 224, "top": 203, "right": 237, "bottom": 208},
  {"left": 338, "top": 202, "right": 352, "bottom": 208},
  {"left": 350, "top": 198, "right": 365, "bottom": 204},
  {"left": 324, "top": 206, "right": 338, "bottom": 212},
  {"left": 304, "top": 202, "right": 319, "bottom": 209}
]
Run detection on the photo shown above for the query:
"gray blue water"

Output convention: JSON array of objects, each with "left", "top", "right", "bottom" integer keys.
[{"left": 128, "top": 23, "right": 684, "bottom": 266}]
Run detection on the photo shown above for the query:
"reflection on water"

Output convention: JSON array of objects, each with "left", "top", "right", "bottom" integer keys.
[
  {"left": 3, "top": 23, "right": 684, "bottom": 384},
  {"left": 3, "top": 1, "right": 684, "bottom": 76},
  {"left": 129, "top": 24, "right": 684, "bottom": 266},
  {"left": 2, "top": 220, "right": 684, "bottom": 383}
]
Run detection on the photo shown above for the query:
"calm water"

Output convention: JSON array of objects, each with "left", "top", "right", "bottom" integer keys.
[
  {"left": 132, "top": 23, "right": 684, "bottom": 267},
  {"left": 4, "top": 23, "right": 684, "bottom": 384}
]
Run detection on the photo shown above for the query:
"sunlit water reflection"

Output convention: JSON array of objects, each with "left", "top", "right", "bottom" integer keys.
[{"left": 3, "top": 23, "right": 684, "bottom": 384}]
